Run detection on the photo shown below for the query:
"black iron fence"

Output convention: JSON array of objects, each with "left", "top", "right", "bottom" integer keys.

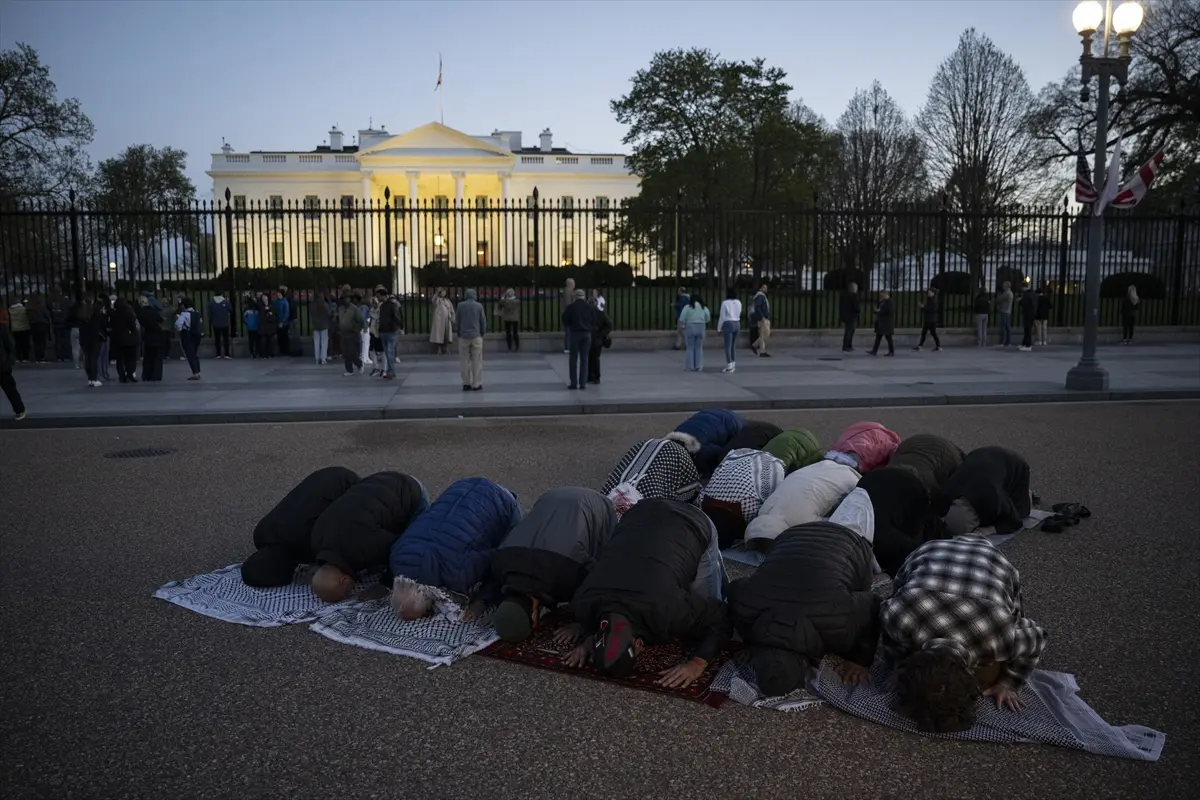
[{"left": 2, "top": 191, "right": 1197, "bottom": 336}]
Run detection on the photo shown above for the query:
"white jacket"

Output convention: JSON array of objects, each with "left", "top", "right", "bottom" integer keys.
[
  {"left": 718, "top": 299, "right": 742, "bottom": 327},
  {"left": 744, "top": 459, "right": 861, "bottom": 543}
]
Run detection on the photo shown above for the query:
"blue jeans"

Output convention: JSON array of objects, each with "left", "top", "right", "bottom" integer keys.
[
  {"left": 568, "top": 330, "right": 591, "bottom": 388},
  {"left": 312, "top": 329, "right": 328, "bottom": 363},
  {"left": 381, "top": 332, "right": 397, "bottom": 374},
  {"left": 98, "top": 340, "right": 111, "bottom": 380},
  {"left": 685, "top": 322, "right": 706, "bottom": 370},
  {"left": 721, "top": 321, "right": 739, "bottom": 363},
  {"left": 690, "top": 517, "right": 728, "bottom": 600},
  {"left": 1000, "top": 312, "right": 1012, "bottom": 346}
]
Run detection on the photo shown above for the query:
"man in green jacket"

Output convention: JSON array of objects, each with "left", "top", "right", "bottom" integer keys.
[{"left": 336, "top": 294, "right": 364, "bottom": 376}]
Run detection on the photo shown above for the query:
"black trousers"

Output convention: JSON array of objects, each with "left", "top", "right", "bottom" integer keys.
[
  {"left": 1, "top": 371, "right": 25, "bottom": 415},
  {"left": 54, "top": 326, "right": 71, "bottom": 360},
  {"left": 31, "top": 328, "right": 48, "bottom": 361},
  {"left": 919, "top": 324, "right": 940, "bottom": 347},
  {"left": 142, "top": 345, "right": 164, "bottom": 381},
  {"left": 1122, "top": 315, "right": 1135, "bottom": 341},
  {"left": 13, "top": 330, "right": 30, "bottom": 361},
  {"left": 213, "top": 326, "right": 231, "bottom": 357},
  {"left": 116, "top": 345, "right": 138, "bottom": 381},
  {"left": 247, "top": 330, "right": 260, "bottom": 357},
  {"left": 749, "top": 324, "right": 759, "bottom": 351},
  {"left": 278, "top": 324, "right": 290, "bottom": 356},
  {"left": 342, "top": 331, "right": 362, "bottom": 372},
  {"left": 568, "top": 330, "right": 591, "bottom": 388},
  {"left": 871, "top": 333, "right": 894, "bottom": 354},
  {"left": 1021, "top": 321, "right": 1034, "bottom": 348},
  {"left": 82, "top": 341, "right": 99, "bottom": 381},
  {"left": 504, "top": 321, "right": 519, "bottom": 351},
  {"left": 588, "top": 341, "right": 603, "bottom": 382},
  {"left": 260, "top": 333, "right": 276, "bottom": 358},
  {"left": 841, "top": 320, "right": 857, "bottom": 350}
]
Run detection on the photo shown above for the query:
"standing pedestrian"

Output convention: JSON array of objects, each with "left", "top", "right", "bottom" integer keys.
[
  {"left": 363, "top": 293, "right": 379, "bottom": 373},
  {"left": 1018, "top": 285, "right": 1037, "bottom": 352},
  {"left": 562, "top": 288, "right": 595, "bottom": 390},
  {"left": 996, "top": 280, "right": 1014, "bottom": 347},
  {"left": 375, "top": 287, "right": 405, "bottom": 380},
  {"left": 77, "top": 297, "right": 102, "bottom": 386},
  {"left": 0, "top": 308, "right": 27, "bottom": 420},
  {"left": 594, "top": 289, "right": 606, "bottom": 313},
  {"left": 25, "top": 294, "right": 50, "bottom": 363},
  {"left": 455, "top": 288, "right": 486, "bottom": 391},
  {"left": 137, "top": 296, "right": 166, "bottom": 381},
  {"left": 67, "top": 296, "right": 83, "bottom": 368},
  {"left": 110, "top": 298, "right": 140, "bottom": 383},
  {"left": 498, "top": 288, "right": 521, "bottom": 351},
  {"left": 429, "top": 287, "right": 455, "bottom": 355},
  {"left": 1121, "top": 285, "right": 1139, "bottom": 344},
  {"left": 258, "top": 295, "right": 278, "bottom": 359},
  {"left": 174, "top": 297, "right": 203, "bottom": 380},
  {"left": 868, "top": 290, "right": 895, "bottom": 356},
  {"left": 840, "top": 281, "right": 861, "bottom": 353},
  {"left": 310, "top": 291, "right": 330, "bottom": 364},
  {"left": 49, "top": 285, "right": 72, "bottom": 362},
  {"left": 95, "top": 295, "right": 112, "bottom": 382},
  {"left": 1035, "top": 286, "right": 1053, "bottom": 346},
  {"left": 972, "top": 288, "right": 991, "bottom": 347},
  {"left": 913, "top": 288, "right": 942, "bottom": 352},
  {"left": 718, "top": 286, "right": 742, "bottom": 373},
  {"left": 588, "top": 295, "right": 612, "bottom": 386},
  {"left": 336, "top": 294, "right": 364, "bottom": 375},
  {"left": 749, "top": 284, "right": 772, "bottom": 357},
  {"left": 272, "top": 289, "right": 291, "bottom": 357},
  {"left": 208, "top": 292, "right": 232, "bottom": 358},
  {"left": 8, "top": 299, "right": 30, "bottom": 362},
  {"left": 679, "top": 294, "right": 711, "bottom": 371},
  {"left": 243, "top": 297, "right": 260, "bottom": 358},
  {"left": 327, "top": 289, "right": 342, "bottom": 360},
  {"left": 673, "top": 287, "right": 690, "bottom": 350},
  {"left": 561, "top": 278, "right": 576, "bottom": 354}
]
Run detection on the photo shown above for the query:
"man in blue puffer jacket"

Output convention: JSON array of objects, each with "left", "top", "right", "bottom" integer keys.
[
  {"left": 388, "top": 477, "right": 522, "bottom": 620},
  {"left": 665, "top": 408, "right": 746, "bottom": 478}
]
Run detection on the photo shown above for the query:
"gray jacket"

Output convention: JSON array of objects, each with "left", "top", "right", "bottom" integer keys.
[
  {"left": 454, "top": 289, "right": 487, "bottom": 339},
  {"left": 996, "top": 290, "right": 1014, "bottom": 314},
  {"left": 497, "top": 487, "right": 618, "bottom": 568}
]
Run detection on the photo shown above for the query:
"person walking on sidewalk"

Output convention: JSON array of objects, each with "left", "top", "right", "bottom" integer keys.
[
  {"left": 750, "top": 284, "right": 772, "bottom": 357},
  {"left": 996, "top": 281, "right": 1014, "bottom": 347},
  {"left": 208, "top": 293, "right": 232, "bottom": 359},
  {"left": 337, "top": 294, "right": 365, "bottom": 376},
  {"left": 258, "top": 295, "right": 278, "bottom": 359},
  {"left": 840, "top": 282, "right": 860, "bottom": 353},
  {"left": 174, "top": 297, "right": 203, "bottom": 381},
  {"left": 376, "top": 287, "right": 405, "bottom": 380},
  {"left": 868, "top": 290, "right": 895, "bottom": 357},
  {"left": 563, "top": 288, "right": 595, "bottom": 390},
  {"left": 1034, "top": 286, "right": 1053, "bottom": 346},
  {"left": 310, "top": 292, "right": 330, "bottom": 364},
  {"left": 718, "top": 287, "right": 742, "bottom": 373},
  {"left": 1018, "top": 285, "right": 1037, "bottom": 352},
  {"left": 1120, "top": 285, "right": 1140, "bottom": 344},
  {"left": 0, "top": 309, "right": 27, "bottom": 420},
  {"left": 972, "top": 289, "right": 990, "bottom": 347},
  {"left": 455, "top": 288, "right": 486, "bottom": 391},
  {"left": 913, "top": 288, "right": 942, "bottom": 352},
  {"left": 498, "top": 288, "right": 521, "bottom": 351},
  {"left": 680, "top": 294, "right": 711, "bottom": 372}
]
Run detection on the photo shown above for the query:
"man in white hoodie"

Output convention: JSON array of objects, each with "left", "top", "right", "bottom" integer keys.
[{"left": 743, "top": 458, "right": 861, "bottom": 551}]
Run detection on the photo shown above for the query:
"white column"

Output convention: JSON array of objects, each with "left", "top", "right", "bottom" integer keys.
[
  {"left": 499, "top": 171, "right": 512, "bottom": 264},
  {"left": 452, "top": 171, "right": 465, "bottom": 266},
  {"left": 406, "top": 171, "right": 420, "bottom": 280},
  {"left": 361, "top": 173, "right": 374, "bottom": 267}
]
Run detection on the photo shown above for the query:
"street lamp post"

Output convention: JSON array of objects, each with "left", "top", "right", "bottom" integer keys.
[{"left": 1065, "top": 0, "right": 1144, "bottom": 391}]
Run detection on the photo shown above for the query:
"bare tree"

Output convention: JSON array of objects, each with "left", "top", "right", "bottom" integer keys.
[
  {"left": 827, "top": 81, "right": 927, "bottom": 277},
  {"left": 918, "top": 29, "right": 1045, "bottom": 288}
]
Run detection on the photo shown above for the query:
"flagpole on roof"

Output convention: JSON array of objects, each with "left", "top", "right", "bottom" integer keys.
[{"left": 436, "top": 53, "right": 444, "bottom": 126}]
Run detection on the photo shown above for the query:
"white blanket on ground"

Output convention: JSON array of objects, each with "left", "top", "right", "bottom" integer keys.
[
  {"left": 152, "top": 563, "right": 374, "bottom": 627},
  {"left": 309, "top": 599, "right": 498, "bottom": 667}
]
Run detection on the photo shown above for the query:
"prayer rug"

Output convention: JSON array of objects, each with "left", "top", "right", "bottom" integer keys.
[
  {"left": 152, "top": 563, "right": 377, "bottom": 627},
  {"left": 310, "top": 599, "right": 499, "bottom": 667},
  {"left": 479, "top": 612, "right": 736, "bottom": 707}
]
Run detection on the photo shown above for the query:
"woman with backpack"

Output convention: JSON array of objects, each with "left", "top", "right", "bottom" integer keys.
[{"left": 174, "top": 296, "right": 203, "bottom": 380}]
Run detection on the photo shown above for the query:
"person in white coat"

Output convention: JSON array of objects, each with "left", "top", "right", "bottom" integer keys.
[
  {"left": 743, "top": 458, "right": 861, "bottom": 551},
  {"left": 718, "top": 287, "right": 742, "bottom": 373}
]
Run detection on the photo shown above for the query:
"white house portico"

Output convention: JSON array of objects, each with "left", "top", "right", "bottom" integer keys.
[{"left": 207, "top": 121, "right": 641, "bottom": 277}]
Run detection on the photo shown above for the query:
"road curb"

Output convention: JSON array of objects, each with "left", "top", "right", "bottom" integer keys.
[{"left": 3, "top": 389, "right": 1197, "bottom": 430}]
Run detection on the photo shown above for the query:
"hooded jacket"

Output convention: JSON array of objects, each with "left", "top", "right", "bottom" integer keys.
[
  {"left": 931, "top": 446, "right": 1032, "bottom": 536},
  {"left": 208, "top": 295, "right": 232, "bottom": 329},
  {"left": 666, "top": 408, "right": 746, "bottom": 477},
  {"left": 241, "top": 466, "right": 361, "bottom": 586},
  {"left": 719, "top": 420, "right": 784, "bottom": 459},
  {"left": 762, "top": 428, "right": 822, "bottom": 474},
  {"left": 311, "top": 471, "right": 427, "bottom": 577},
  {"left": 745, "top": 459, "right": 861, "bottom": 544},
  {"left": 857, "top": 466, "right": 932, "bottom": 577},
  {"left": 729, "top": 521, "right": 880, "bottom": 668},
  {"left": 830, "top": 422, "right": 901, "bottom": 472},
  {"left": 389, "top": 477, "right": 522, "bottom": 596},
  {"left": 700, "top": 449, "right": 785, "bottom": 548},
  {"left": 569, "top": 498, "right": 732, "bottom": 662},
  {"left": 887, "top": 434, "right": 965, "bottom": 497},
  {"left": 488, "top": 487, "right": 618, "bottom": 604},
  {"left": 601, "top": 438, "right": 702, "bottom": 513}
]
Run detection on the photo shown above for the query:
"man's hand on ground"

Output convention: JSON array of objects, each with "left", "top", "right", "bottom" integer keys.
[
  {"left": 837, "top": 660, "right": 870, "bottom": 686},
  {"left": 656, "top": 658, "right": 706, "bottom": 689},
  {"left": 552, "top": 622, "right": 583, "bottom": 647},
  {"left": 983, "top": 682, "right": 1025, "bottom": 712},
  {"left": 974, "top": 525, "right": 997, "bottom": 536},
  {"left": 562, "top": 636, "right": 594, "bottom": 668}
]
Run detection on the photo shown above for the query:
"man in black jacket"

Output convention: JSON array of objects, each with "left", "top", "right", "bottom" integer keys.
[
  {"left": 562, "top": 289, "right": 595, "bottom": 390},
  {"left": 856, "top": 466, "right": 933, "bottom": 577},
  {"left": 887, "top": 434, "right": 964, "bottom": 497},
  {"left": 932, "top": 446, "right": 1032, "bottom": 537},
  {"left": 375, "top": 287, "right": 405, "bottom": 379},
  {"left": 586, "top": 298, "right": 612, "bottom": 385},
  {"left": 728, "top": 520, "right": 880, "bottom": 696},
  {"left": 556, "top": 498, "right": 731, "bottom": 688},
  {"left": 839, "top": 282, "right": 860, "bottom": 353}
]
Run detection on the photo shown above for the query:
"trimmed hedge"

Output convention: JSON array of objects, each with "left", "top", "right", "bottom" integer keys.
[
  {"left": 930, "top": 271, "right": 973, "bottom": 294},
  {"left": 1101, "top": 271, "right": 1166, "bottom": 299},
  {"left": 823, "top": 269, "right": 865, "bottom": 292},
  {"left": 414, "top": 261, "right": 635, "bottom": 289},
  {"left": 995, "top": 267, "right": 1026, "bottom": 291}
]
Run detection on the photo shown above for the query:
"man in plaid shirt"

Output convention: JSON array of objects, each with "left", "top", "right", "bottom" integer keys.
[{"left": 880, "top": 533, "right": 1047, "bottom": 730}]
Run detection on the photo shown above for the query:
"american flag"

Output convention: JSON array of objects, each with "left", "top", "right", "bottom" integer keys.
[
  {"left": 1075, "top": 153, "right": 1098, "bottom": 204},
  {"left": 1112, "top": 150, "right": 1166, "bottom": 209},
  {"left": 435, "top": 55, "right": 442, "bottom": 91}
]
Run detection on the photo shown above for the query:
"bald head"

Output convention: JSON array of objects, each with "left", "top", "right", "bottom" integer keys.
[{"left": 311, "top": 564, "right": 355, "bottom": 603}]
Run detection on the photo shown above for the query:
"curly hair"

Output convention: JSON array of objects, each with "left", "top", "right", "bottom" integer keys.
[{"left": 893, "top": 648, "right": 980, "bottom": 733}]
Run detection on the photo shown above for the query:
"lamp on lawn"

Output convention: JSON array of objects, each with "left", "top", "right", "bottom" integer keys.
[{"left": 1064, "top": 0, "right": 1143, "bottom": 391}]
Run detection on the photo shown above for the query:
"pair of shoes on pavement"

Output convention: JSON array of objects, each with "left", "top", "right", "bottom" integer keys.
[
  {"left": 462, "top": 384, "right": 482, "bottom": 391},
  {"left": 1040, "top": 502, "right": 1092, "bottom": 533}
]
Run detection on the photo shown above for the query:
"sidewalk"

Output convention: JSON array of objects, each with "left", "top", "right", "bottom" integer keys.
[{"left": 2, "top": 343, "right": 1197, "bottom": 428}]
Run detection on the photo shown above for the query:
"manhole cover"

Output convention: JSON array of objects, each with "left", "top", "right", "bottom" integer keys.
[{"left": 104, "top": 447, "right": 175, "bottom": 459}]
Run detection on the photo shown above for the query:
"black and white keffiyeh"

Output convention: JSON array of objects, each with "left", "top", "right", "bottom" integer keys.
[
  {"left": 603, "top": 438, "right": 702, "bottom": 514},
  {"left": 700, "top": 448, "right": 784, "bottom": 521}
]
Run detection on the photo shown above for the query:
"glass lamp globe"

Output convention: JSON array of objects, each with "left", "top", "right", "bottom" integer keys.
[
  {"left": 1112, "top": 1, "right": 1144, "bottom": 34},
  {"left": 1073, "top": 0, "right": 1104, "bottom": 33}
]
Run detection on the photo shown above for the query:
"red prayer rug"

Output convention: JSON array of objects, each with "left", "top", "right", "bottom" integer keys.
[{"left": 479, "top": 612, "right": 736, "bottom": 707}]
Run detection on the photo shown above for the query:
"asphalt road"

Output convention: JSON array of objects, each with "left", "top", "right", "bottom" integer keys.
[{"left": 1, "top": 403, "right": 1198, "bottom": 799}]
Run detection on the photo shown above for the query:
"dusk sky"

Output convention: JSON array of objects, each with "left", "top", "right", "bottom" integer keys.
[{"left": 6, "top": 0, "right": 1088, "bottom": 194}]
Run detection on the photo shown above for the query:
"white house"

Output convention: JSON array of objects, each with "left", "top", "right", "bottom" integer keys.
[{"left": 207, "top": 122, "right": 641, "bottom": 288}]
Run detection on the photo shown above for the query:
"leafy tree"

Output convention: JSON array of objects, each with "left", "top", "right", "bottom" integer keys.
[
  {"left": 89, "top": 144, "right": 197, "bottom": 282},
  {"left": 918, "top": 29, "right": 1044, "bottom": 288}
]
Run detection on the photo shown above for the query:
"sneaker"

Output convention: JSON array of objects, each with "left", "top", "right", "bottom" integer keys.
[
  {"left": 562, "top": 349, "right": 570, "bottom": 354},
  {"left": 912, "top": 346, "right": 922, "bottom": 351},
  {"left": 471, "top": 386, "right": 482, "bottom": 391},
  {"left": 344, "top": 371, "right": 355, "bottom": 377},
  {"left": 382, "top": 373, "right": 395, "bottom": 380},
  {"left": 729, "top": 362, "right": 735, "bottom": 372},
  {"left": 759, "top": 352, "right": 771, "bottom": 358},
  {"left": 14, "top": 411, "right": 26, "bottom": 421},
  {"left": 934, "top": 347, "right": 943, "bottom": 352},
  {"left": 1018, "top": 346, "right": 1032, "bottom": 352},
  {"left": 187, "top": 375, "right": 200, "bottom": 381},
  {"left": 721, "top": 364, "right": 733, "bottom": 373},
  {"left": 463, "top": 384, "right": 471, "bottom": 391}
]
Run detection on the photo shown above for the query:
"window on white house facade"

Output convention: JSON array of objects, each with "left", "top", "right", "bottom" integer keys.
[
  {"left": 340, "top": 195, "right": 355, "bottom": 219},
  {"left": 304, "top": 195, "right": 320, "bottom": 219},
  {"left": 305, "top": 239, "right": 322, "bottom": 267},
  {"left": 595, "top": 196, "right": 610, "bottom": 218},
  {"left": 233, "top": 195, "right": 247, "bottom": 219},
  {"left": 342, "top": 241, "right": 357, "bottom": 267},
  {"left": 560, "top": 196, "right": 574, "bottom": 218},
  {"left": 595, "top": 236, "right": 609, "bottom": 260},
  {"left": 476, "top": 240, "right": 489, "bottom": 267},
  {"left": 269, "top": 195, "right": 283, "bottom": 220},
  {"left": 474, "top": 195, "right": 488, "bottom": 210},
  {"left": 394, "top": 196, "right": 406, "bottom": 218},
  {"left": 271, "top": 241, "right": 285, "bottom": 267},
  {"left": 235, "top": 241, "right": 248, "bottom": 269},
  {"left": 561, "top": 239, "right": 574, "bottom": 266}
]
